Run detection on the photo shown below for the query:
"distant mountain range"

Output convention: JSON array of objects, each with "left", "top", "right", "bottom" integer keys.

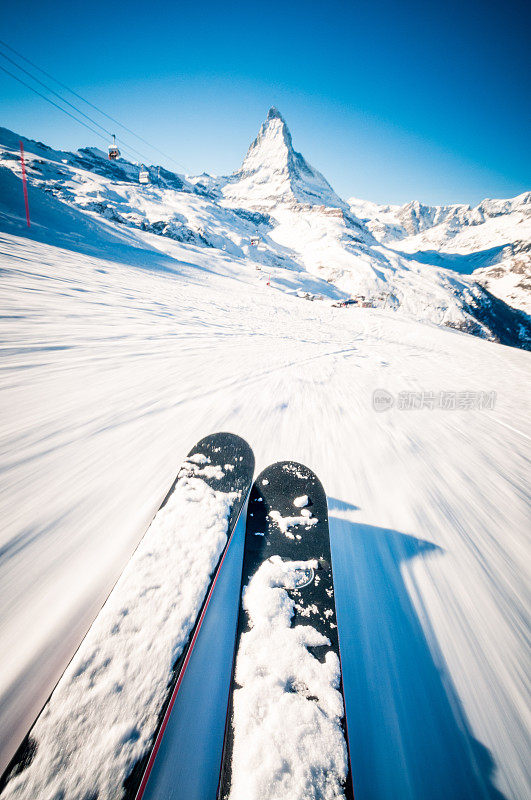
[
  {"left": 0, "top": 109, "right": 529, "bottom": 348},
  {"left": 349, "top": 191, "right": 531, "bottom": 315}
]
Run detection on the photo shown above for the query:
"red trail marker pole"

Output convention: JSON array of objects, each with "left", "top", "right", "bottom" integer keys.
[{"left": 19, "top": 141, "right": 30, "bottom": 227}]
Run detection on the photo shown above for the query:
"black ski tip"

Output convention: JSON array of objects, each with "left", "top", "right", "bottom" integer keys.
[
  {"left": 250, "top": 460, "right": 328, "bottom": 522},
  {"left": 161, "top": 432, "right": 254, "bottom": 509},
  {"left": 192, "top": 432, "right": 254, "bottom": 477},
  {"left": 194, "top": 431, "right": 253, "bottom": 455}
]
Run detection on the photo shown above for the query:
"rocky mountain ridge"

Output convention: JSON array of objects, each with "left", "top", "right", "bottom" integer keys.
[{"left": 0, "top": 109, "right": 529, "bottom": 347}]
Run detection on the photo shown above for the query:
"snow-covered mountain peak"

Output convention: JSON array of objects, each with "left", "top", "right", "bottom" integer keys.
[
  {"left": 265, "top": 105, "right": 284, "bottom": 121},
  {"left": 240, "top": 106, "right": 295, "bottom": 175},
  {"left": 222, "top": 108, "right": 347, "bottom": 211}
]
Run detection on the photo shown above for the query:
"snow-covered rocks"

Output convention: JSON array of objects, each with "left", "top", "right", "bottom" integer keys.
[{"left": 229, "top": 556, "right": 348, "bottom": 800}]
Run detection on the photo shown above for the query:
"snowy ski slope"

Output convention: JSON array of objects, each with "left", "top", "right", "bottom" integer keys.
[{"left": 0, "top": 128, "right": 530, "bottom": 799}]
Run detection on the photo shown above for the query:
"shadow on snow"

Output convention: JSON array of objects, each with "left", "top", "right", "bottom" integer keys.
[
  {"left": 329, "top": 498, "right": 506, "bottom": 800},
  {"left": 395, "top": 245, "right": 507, "bottom": 274}
]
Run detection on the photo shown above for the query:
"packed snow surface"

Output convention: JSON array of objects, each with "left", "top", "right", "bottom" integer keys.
[
  {"left": 1, "top": 460, "right": 236, "bottom": 800},
  {"left": 229, "top": 556, "right": 347, "bottom": 800}
]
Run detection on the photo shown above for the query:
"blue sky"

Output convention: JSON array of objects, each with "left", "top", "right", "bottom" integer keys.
[{"left": 1, "top": 0, "right": 529, "bottom": 205}]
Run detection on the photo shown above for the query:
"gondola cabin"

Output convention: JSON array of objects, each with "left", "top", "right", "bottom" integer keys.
[
  {"left": 108, "top": 134, "right": 120, "bottom": 161},
  {"left": 139, "top": 167, "right": 150, "bottom": 184},
  {"left": 250, "top": 236, "right": 260, "bottom": 246}
]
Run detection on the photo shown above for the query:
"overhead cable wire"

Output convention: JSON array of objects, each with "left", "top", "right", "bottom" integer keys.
[
  {"left": 0, "top": 50, "right": 154, "bottom": 166},
  {"left": 0, "top": 38, "right": 189, "bottom": 172},
  {"left": 0, "top": 50, "right": 113, "bottom": 138},
  {"left": 0, "top": 64, "right": 113, "bottom": 145},
  {"left": 0, "top": 65, "right": 153, "bottom": 169}
]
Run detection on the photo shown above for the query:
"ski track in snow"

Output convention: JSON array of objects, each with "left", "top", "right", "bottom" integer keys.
[{"left": 0, "top": 207, "right": 530, "bottom": 800}]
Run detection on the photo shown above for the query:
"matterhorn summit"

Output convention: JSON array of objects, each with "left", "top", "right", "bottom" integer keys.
[{"left": 222, "top": 107, "right": 347, "bottom": 210}]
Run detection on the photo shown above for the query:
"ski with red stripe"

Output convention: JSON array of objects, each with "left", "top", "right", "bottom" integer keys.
[{"left": 0, "top": 433, "right": 254, "bottom": 800}]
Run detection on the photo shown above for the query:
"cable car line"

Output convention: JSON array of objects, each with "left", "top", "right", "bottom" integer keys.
[
  {"left": 0, "top": 50, "right": 114, "bottom": 139},
  {"left": 0, "top": 65, "right": 154, "bottom": 177},
  {"left": 0, "top": 50, "right": 155, "bottom": 167},
  {"left": 0, "top": 38, "right": 189, "bottom": 173},
  {"left": 0, "top": 65, "right": 114, "bottom": 145}
]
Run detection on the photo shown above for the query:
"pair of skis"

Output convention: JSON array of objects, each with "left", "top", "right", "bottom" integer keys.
[{"left": 0, "top": 433, "right": 353, "bottom": 800}]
